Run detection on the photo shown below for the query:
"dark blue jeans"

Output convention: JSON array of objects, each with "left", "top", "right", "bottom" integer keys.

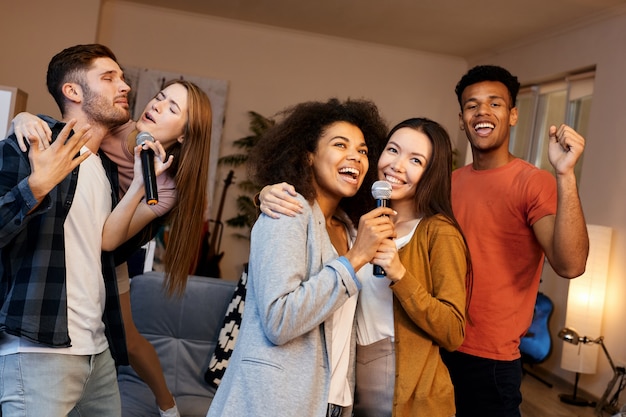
[{"left": 441, "top": 350, "right": 522, "bottom": 417}]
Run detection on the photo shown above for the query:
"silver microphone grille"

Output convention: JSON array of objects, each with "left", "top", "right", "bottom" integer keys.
[
  {"left": 371, "top": 180, "right": 392, "bottom": 200},
  {"left": 136, "top": 131, "right": 155, "bottom": 146}
]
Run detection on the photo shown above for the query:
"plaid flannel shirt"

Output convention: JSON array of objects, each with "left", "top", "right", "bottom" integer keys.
[{"left": 0, "top": 116, "right": 128, "bottom": 366}]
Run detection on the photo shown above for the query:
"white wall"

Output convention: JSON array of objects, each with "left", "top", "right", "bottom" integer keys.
[
  {"left": 473, "top": 11, "right": 626, "bottom": 401},
  {"left": 97, "top": 1, "right": 467, "bottom": 281}
]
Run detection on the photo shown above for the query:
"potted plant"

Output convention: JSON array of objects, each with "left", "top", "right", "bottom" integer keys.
[{"left": 218, "top": 111, "right": 275, "bottom": 240}]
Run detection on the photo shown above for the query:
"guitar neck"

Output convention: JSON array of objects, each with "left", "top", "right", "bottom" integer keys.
[{"left": 208, "top": 170, "right": 234, "bottom": 253}]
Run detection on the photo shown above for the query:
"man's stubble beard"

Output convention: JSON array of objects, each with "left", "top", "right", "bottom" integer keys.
[{"left": 82, "top": 83, "right": 130, "bottom": 131}]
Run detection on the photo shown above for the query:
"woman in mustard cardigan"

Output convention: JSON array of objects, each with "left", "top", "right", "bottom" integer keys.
[
  {"left": 260, "top": 117, "right": 472, "bottom": 417},
  {"left": 353, "top": 118, "right": 471, "bottom": 417}
]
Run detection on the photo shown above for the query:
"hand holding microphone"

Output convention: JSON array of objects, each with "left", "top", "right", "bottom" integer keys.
[
  {"left": 136, "top": 131, "right": 159, "bottom": 205},
  {"left": 371, "top": 180, "right": 392, "bottom": 277}
]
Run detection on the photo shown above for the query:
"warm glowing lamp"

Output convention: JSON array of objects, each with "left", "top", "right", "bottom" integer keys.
[
  {"left": 558, "top": 327, "right": 626, "bottom": 415},
  {"left": 559, "top": 225, "right": 612, "bottom": 406}
]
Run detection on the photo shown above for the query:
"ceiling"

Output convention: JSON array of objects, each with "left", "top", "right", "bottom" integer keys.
[{"left": 117, "top": 0, "right": 626, "bottom": 59}]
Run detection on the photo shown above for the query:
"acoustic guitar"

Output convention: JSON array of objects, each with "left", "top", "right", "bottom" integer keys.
[{"left": 520, "top": 292, "right": 554, "bottom": 364}]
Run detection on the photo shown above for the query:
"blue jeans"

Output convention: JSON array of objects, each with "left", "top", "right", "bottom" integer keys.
[
  {"left": 441, "top": 350, "right": 522, "bottom": 417},
  {"left": 0, "top": 349, "right": 121, "bottom": 417}
]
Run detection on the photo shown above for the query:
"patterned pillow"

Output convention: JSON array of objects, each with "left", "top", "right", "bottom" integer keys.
[{"left": 204, "top": 265, "right": 248, "bottom": 388}]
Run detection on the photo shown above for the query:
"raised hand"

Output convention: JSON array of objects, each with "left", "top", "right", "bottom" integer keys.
[
  {"left": 130, "top": 139, "right": 174, "bottom": 189},
  {"left": 102, "top": 139, "right": 172, "bottom": 250},
  {"left": 548, "top": 124, "right": 585, "bottom": 176},
  {"left": 139, "top": 139, "right": 173, "bottom": 177},
  {"left": 27, "top": 119, "right": 91, "bottom": 203}
]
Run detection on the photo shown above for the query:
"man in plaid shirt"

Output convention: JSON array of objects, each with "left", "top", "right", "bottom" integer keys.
[{"left": 0, "top": 44, "right": 131, "bottom": 416}]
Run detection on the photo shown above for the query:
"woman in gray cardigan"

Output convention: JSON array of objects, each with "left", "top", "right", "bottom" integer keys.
[{"left": 206, "top": 98, "right": 392, "bottom": 417}]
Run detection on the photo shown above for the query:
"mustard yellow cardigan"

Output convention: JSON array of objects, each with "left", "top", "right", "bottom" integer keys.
[{"left": 390, "top": 214, "right": 468, "bottom": 417}]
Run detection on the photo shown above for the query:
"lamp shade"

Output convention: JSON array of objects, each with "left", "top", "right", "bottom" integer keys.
[{"left": 560, "top": 225, "right": 612, "bottom": 374}]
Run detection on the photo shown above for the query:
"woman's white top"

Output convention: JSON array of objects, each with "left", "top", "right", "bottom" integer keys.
[
  {"left": 355, "top": 220, "right": 420, "bottom": 346},
  {"left": 327, "top": 220, "right": 358, "bottom": 407}
]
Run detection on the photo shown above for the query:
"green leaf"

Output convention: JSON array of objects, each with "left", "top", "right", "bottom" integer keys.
[
  {"left": 218, "top": 154, "right": 248, "bottom": 167},
  {"left": 219, "top": 110, "right": 274, "bottom": 239}
]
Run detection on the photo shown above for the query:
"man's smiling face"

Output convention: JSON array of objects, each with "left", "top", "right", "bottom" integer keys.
[{"left": 459, "top": 80, "right": 518, "bottom": 154}]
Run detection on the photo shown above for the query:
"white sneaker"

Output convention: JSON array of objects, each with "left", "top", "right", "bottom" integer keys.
[{"left": 159, "top": 402, "right": 180, "bottom": 417}]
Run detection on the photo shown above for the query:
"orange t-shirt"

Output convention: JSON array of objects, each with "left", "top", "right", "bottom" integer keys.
[{"left": 452, "top": 158, "right": 556, "bottom": 361}]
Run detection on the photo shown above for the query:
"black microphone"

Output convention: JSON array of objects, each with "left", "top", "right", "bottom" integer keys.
[
  {"left": 371, "top": 180, "right": 392, "bottom": 278},
  {"left": 136, "top": 131, "right": 158, "bottom": 206}
]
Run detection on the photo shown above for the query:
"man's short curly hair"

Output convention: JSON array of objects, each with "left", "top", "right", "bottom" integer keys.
[
  {"left": 248, "top": 98, "right": 388, "bottom": 225},
  {"left": 455, "top": 65, "right": 521, "bottom": 109}
]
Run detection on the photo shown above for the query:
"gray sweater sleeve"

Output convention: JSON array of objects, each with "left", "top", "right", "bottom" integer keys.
[{"left": 248, "top": 195, "right": 359, "bottom": 345}]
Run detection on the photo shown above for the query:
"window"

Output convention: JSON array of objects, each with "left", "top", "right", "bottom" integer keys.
[{"left": 510, "top": 69, "right": 594, "bottom": 180}]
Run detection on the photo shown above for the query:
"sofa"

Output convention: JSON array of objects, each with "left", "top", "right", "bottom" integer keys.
[{"left": 117, "top": 271, "right": 237, "bottom": 417}]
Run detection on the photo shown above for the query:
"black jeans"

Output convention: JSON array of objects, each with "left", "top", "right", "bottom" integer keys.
[{"left": 441, "top": 350, "right": 522, "bottom": 417}]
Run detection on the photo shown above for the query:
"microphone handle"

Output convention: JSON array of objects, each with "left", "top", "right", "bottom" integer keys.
[
  {"left": 373, "top": 264, "right": 386, "bottom": 278},
  {"left": 141, "top": 148, "right": 158, "bottom": 205},
  {"left": 374, "top": 198, "right": 389, "bottom": 277}
]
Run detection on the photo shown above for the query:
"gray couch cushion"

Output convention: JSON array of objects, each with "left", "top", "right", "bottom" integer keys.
[{"left": 118, "top": 271, "right": 236, "bottom": 417}]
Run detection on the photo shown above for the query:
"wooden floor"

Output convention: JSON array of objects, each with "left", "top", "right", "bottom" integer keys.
[{"left": 520, "top": 367, "right": 616, "bottom": 417}]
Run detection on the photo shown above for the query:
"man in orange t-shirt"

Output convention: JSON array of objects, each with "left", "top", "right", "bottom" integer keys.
[{"left": 441, "top": 65, "right": 589, "bottom": 417}]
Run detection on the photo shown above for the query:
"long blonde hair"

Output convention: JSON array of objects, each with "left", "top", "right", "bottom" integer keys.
[{"left": 161, "top": 80, "right": 213, "bottom": 295}]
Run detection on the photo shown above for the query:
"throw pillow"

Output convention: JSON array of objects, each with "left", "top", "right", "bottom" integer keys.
[{"left": 204, "top": 264, "right": 248, "bottom": 388}]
